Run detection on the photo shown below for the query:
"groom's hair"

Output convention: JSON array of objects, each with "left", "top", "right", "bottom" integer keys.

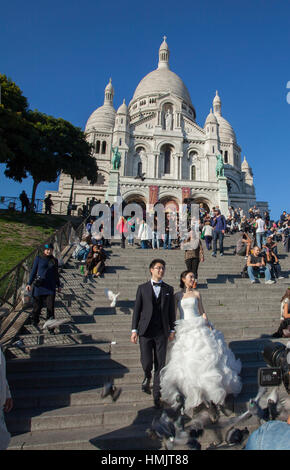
[{"left": 149, "top": 259, "right": 166, "bottom": 270}]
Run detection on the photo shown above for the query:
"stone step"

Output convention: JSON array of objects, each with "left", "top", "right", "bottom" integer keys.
[
  {"left": 9, "top": 383, "right": 154, "bottom": 410},
  {"left": 6, "top": 344, "right": 268, "bottom": 373},
  {"left": 7, "top": 414, "right": 259, "bottom": 450},
  {"left": 8, "top": 337, "right": 284, "bottom": 362},
  {"left": 6, "top": 364, "right": 263, "bottom": 392},
  {"left": 6, "top": 402, "right": 158, "bottom": 433}
]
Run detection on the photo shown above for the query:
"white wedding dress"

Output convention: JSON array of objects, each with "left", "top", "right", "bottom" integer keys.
[{"left": 160, "top": 296, "right": 242, "bottom": 413}]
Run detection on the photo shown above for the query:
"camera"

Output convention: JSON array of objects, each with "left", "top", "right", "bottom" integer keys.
[
  {"left": 259, "top": 342, "right": 290, "bottom": 393},
  {"left": 34, "top": 275, "right": 44, "bottom": 288}
]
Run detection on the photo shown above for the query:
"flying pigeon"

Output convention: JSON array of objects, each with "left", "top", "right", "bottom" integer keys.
[
  {"left": 104, "top": 289, "right": 120, "bottom": 307},
  {"left": 42, "top": 318, "right": 70, "bottom": 330},
  {"left": 101, "top": 381, "right": 122, "bottom": 402}
]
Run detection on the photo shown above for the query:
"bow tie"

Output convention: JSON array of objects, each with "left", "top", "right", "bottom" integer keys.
[{"left": 152, "top": 282, "right": 162, "bottom": 287}]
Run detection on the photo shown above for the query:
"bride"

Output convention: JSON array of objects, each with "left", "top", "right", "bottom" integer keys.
[{"left": 160, "top": 271, "right": 242, "bottom": 414}]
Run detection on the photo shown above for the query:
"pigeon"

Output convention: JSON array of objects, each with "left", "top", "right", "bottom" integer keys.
[
  {"left": 42, "top": 318, "right": 70, "bottom": 330},
  {"left": 11, "top": 339, "right": 26, "bottom": 352},
  {"left": 101, "top": 381, "right": 122, "bottom": 402},
  {"left": 104, "top": 289, "right": 120, "bottom": 307}
]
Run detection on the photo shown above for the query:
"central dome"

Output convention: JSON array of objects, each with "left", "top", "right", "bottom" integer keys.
[
  {"left": 133, "top": 68, "right": 193, "bottom": 105},
  {"left": 132, "top": 37, "right": 193, "bottom": 107}
]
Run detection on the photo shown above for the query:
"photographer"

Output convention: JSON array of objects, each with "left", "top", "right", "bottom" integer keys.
[
  {"left": 26, "top": 243, "right": 61, "bottom": 326},
  {"left": 245, "top": 415, "right": 290, "bottom": 450},
  {"left": 245, "top": 341, "right": 290, "bottom": 450}
]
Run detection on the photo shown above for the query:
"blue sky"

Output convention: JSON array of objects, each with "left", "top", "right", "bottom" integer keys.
[{"left": 0, "top": 0, "right": 289, "bottom": 219}]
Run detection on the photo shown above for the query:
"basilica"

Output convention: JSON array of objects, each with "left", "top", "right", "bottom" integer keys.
[{"left": 50, "top": 37, "right": 268, "bottom": 215}]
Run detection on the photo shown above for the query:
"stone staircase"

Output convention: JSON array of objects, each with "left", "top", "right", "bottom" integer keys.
[{"left": 5, "top": 233, "right": 290, "bottom": 450}]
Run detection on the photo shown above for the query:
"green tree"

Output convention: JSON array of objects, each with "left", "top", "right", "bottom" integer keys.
[
  {"left": 26, "top": 111, "right": 98, "bottom": 206},
  {"left": 0, "top": 74, "right": 31, "bottom": 179},
  {"left": 0, "top": 75, "right": 98, "bottom": 206}
]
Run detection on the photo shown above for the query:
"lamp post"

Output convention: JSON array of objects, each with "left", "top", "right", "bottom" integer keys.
[{"left": 67, "top": 176, "right": 75, "bottom": 216}]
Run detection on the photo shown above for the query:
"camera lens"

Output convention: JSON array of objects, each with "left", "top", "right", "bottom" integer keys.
[{"left": 263, "top": 343, "right": 286, "bottom": 367}]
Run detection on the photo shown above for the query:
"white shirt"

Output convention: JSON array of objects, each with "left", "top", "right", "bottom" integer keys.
[
  {"left": 256, "top": 218, "right": 265, "bottom": 233},
  {"left": 151, "top": 279, "right": 162, "bottom": 298}
]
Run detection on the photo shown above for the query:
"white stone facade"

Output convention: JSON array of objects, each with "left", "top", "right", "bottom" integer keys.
[{"left": 49, "top": 38, "right": 268, "bottom": 215}]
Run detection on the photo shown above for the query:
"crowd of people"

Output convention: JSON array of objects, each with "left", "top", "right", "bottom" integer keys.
[{"left": 1, "top": 201, "right": 289, "bottom": 451}]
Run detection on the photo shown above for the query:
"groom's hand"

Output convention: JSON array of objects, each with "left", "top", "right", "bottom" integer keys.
[
  {"left": 168, "top": 332, "right": 175, "bottom": 341},
  {"left": 130, "top": 332, "right": 138, "bottom": 344}
]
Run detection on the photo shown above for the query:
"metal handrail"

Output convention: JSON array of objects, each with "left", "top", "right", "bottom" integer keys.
[{"left": 0, "top": 220, "right": 85, "bottom": 343}]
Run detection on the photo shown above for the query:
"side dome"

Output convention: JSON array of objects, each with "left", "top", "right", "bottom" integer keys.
[
  {"left": 85, "top": 105, "right": 116, "bottom": 132},
  {"left": 117, "top": 99, "right": 128, "bottom": 114},
  {"left": 211, "top": 91, "right": 236, "bottom": 142},
  {"left": 215, "top": 114, "right": 236, "bottom": 142},
  {"left": 85, "top": 78, "right": 116, "bottom": 132},
  {"left": 205, "top": 108, "right": 217, "bottom": 125}
]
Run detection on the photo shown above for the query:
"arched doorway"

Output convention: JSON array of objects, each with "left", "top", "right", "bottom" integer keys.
[
  {"left": 190, "top": 198, "right": 211, "bottom": 213},
  {"left": 123, "top": 194, "right": 147, "bottom": 212},
  {"left": 159, "top": 196, "right": 180, "bottom": 213}
]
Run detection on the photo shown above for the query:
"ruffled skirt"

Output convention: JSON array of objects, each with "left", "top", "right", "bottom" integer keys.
[{"left": 160, "top": 316, "right": 242, "bottom": 413}]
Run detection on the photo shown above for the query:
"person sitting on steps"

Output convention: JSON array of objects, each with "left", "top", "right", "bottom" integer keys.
[{"left": 246, "top": 246, "right": 275, "bottom": 285}]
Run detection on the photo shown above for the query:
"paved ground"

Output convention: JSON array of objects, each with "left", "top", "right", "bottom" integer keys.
[{"left": 4, "top": 233, "right": 290, "bottom": 450}]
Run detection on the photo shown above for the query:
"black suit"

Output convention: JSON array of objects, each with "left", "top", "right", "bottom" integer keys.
[{"left": 132, "top": 280, "right": 175, "bottom": 400}]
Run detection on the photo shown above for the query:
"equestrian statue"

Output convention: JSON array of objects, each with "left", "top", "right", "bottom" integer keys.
[
  {"left": 111, "top": 146, "right": 121, "bottom": 170},
  {"left": 215, "top": 153, "right": 225, "bottom": 178}
]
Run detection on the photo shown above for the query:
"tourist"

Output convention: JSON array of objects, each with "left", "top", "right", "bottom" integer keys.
[
  {"left": 202, "top": 220, "right": 213, "bottom": 250},
  {"left": 84, "top": 244, "right": 107, "bottom": 279},
  {"left": 152, "top": 214, "right": 161, "bottom": 249},
  {"left": 255, "top": 214, "right": 266, "bottom": 248},
  {"left": 26, "top": 243, "right": 61, "bottom": 326},
  {"left": 138, "top": 219, "right": 151, "bottom": 249},
  {"left": 246, "top": 246, "right": 275, "bottom": 284},
  {"left": 116, "top": 215, "right": 128, "bottom": 249},
  {"left": 183, "top": 230, "right": 204, "bottom": 284},
  {"left": 44, "top": 194, "right": 54, "bottom": 215},
  {"left": 86, "top": 218, "right": 95, "bottom": 235},
  {"left": 272, "top": 288, "right": 290, "bottom": 338},
  {"left": 211, "top": 209, "right": 226, "bottom": 257},
  {"left": 282, "top": 219, "right": 290, "bottom": 253},
  {"left": 163, "top": 213, "right": 172, "bottom": 250},
  {"left": 127, "top": 215, "right": 136, "bottom": 247},
  {"left": 0, "top": 346, "right": 13, "bottom": 450},
  {"left": 236, "top": 231, "right": 252, "bottom": 258},
  {"left": 19, "top": 190, "right": 30, "bottom": 213}
]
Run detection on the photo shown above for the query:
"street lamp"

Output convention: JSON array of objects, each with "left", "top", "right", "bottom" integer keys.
[{"left": 67, "top": 175, "right": 75, "bottom": 216}]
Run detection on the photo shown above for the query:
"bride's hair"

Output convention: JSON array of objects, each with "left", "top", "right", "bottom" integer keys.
[{"left": 180, "top": 270, "right": 194, "bottom": 288}]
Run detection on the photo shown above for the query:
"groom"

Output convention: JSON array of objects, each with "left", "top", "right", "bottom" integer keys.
[{"left": 131, "top": 259, "right": 175, "bottom": 408}]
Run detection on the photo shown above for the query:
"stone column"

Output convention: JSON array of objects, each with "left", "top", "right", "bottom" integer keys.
[
  {"left": 217, "top": 176, "right": 229, "bottom": 216},
  {"left": 105, "top": 170, "right": 121, "bottom": 205}
]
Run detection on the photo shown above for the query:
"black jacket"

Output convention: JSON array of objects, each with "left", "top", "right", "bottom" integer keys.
[{"left": 132, "top": 281, "right": 175, "bottom": 336}]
